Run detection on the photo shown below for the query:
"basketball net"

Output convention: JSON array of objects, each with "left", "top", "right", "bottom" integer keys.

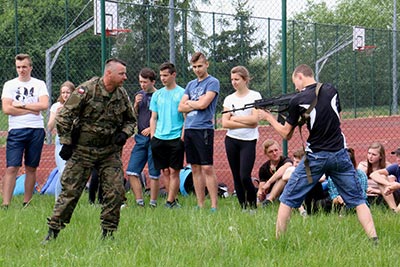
[
  {"left": 105, "top": 29, "right": 132, "bottom": 46},
  {"left": 357, "top": 45, "right": 376, "bottom": 56}
]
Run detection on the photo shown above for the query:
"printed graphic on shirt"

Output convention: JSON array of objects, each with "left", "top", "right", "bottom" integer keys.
[{"left": 15, "top": 86, "right": 36, "bottom": 104}]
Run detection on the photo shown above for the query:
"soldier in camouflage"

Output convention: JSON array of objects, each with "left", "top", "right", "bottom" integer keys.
[{"left": 42, "top": 58, "right": 136, "bottom": 243}]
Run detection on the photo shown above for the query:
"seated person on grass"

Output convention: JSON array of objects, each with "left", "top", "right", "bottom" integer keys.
[
  {"left": 370, "top": 147, "right": 400, "bottom": 212},
  {"left": 358, "top": 142, "right": 391, "bottom": 204},
  {"left": 257, "top": 139, "right": 292, "bottom": 207}
]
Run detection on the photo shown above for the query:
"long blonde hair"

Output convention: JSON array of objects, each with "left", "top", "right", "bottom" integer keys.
[{"left": 57, "top": 81, "right": 75, "bottom": 104}]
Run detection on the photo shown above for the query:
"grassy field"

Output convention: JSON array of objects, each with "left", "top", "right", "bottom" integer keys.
[{"left": 1, "top": 192, "right": 400, "bottom": 267}]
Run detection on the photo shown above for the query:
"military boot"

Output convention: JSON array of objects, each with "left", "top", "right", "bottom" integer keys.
[{"left": 41, "top": 228, "right": 60, "bottom": 245}]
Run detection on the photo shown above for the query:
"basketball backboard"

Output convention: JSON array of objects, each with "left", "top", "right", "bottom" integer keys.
[
  {"left": 94, "top": 0, "right": 118, "bottom": 36},
  {"left": 353, "top": 26, "right": 365, "bottom": 50}
]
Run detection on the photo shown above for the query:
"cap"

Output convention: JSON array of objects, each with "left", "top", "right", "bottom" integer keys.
[{"left": 391, "top": 147, "right": 400, "bottom": 155}]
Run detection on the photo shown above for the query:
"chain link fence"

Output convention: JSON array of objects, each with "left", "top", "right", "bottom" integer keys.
[{"left": 0, "top": 0, "right": 399, "bottom": 193}]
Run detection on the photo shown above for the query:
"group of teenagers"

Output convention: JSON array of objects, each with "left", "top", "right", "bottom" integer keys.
[{"left": 5, "top": 52, "right": 398, "bottom": 244}]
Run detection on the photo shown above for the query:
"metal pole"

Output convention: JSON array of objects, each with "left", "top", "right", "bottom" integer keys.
[
  {"left": 392, "top": 0, "right": 398, "bottom": 114},
  {"left": 14, "top": 0, "right": 19, "bottom": 54},
  {"left": 101, "top": 0, "right": 107, "bottom": 72},
  {"left": 282, "top": 0, "right": 288, "bottom": 156},
  {"left": 169, "top": 0, "right": 175, "bottom": 64}
]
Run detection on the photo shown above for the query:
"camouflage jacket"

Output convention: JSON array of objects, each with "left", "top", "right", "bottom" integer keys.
[{"left": 56, "top": 77, "right": 136, "bottom": 146}]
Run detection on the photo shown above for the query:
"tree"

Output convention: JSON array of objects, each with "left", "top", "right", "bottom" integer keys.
[
  {"left": 283, "top": 0, "right": 398, "bottom": 113},
  {"left": 0, "top": 0, "right": 102, "bottom": 102}
]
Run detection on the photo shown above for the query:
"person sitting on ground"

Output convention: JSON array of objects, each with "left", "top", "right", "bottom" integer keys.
[
  {"left": 370, "top": 147, "right": 400, "bottom": 212},
  {"left": 257, "top": 139, "right": 292, "bottom": 206},
  {"left": 357, "top": 142, "right": 391, "bottom": 204}
]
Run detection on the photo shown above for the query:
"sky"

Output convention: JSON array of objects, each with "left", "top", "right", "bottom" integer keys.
[{"left": 197, "top": 0, "right": 337, "bottom": 19}]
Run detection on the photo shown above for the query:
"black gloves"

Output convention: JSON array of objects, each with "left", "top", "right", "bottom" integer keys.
[
  {"left": 114, "top": 132, "right": 128, "bottom": 146},
  {"left": 59, "top": 144, "right": 74, "bottom": 160}
]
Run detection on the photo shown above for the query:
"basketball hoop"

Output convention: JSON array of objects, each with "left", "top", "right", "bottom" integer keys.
[
  {"left": 105, "top": 29, "right": 132, "bottom": 37},
  {"left": 105, "top": 29, "right": 132, "bottom": 46},
  {"left": 357, "top": 45, "right": 376, "bottom": 56}
]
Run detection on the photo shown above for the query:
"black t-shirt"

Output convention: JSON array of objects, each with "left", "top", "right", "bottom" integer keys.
[
  {"left": 259, "top": 156, "right": 292, "bottom": 193},
  {"left": 286, "top": 83, "right": 345, "bottom": 152}
]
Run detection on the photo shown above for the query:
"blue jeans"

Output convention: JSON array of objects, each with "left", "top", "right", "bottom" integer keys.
[
  {"left": 280, "top": 148, "right": 365, "bottom": 208},
  {"left": 126, "top": 134, "right": 160, "bottom": 179}
]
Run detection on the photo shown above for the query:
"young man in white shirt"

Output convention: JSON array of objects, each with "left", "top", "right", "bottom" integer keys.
[{"left": 1, "top": 54, "right": 49, "bottom": 208}]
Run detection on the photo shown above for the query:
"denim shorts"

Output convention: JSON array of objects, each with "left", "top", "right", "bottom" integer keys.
[
  {"left": 280, "top": 148, "right": 366, "bottom": 208},
  {"left": 6, "top": 128, "right": 45, "bottom": 168},
  {"left": 126, "top": 134, "right": 160, "bottom": 179}
]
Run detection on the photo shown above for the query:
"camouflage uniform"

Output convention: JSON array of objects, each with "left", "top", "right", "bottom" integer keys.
[{"left": 47, "top": 77, "right": 136, "bottom": 232}]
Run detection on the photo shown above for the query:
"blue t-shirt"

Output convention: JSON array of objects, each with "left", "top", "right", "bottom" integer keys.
[
  {"left": 183, "top": 75, "right": 220, "bottom": 129},
  {"left": 386, "top": 163, "right": 400, "bottom": 182},
  {"left": 150, "top": 86, "right": 185, "bottom": 140}
]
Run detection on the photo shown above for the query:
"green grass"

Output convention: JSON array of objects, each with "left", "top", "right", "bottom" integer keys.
[{"left": 1, "top": 192, "right": 400, "bottom": 267}]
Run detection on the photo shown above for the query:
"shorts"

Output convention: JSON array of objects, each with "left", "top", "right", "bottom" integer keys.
[
  {"left": 150, "top": 137, "right": 184, "bottom": 171},
  {"left": 184, "top": 129, "right": 214, "bottom": 165},
  {"left": 126, "top": 134, "right": 160, "bottom": 179},
  {"left": 6, "top": 128, "right": 45, "bottom": 168},
  {"left": 280, "top": 148, "right": 366, "bottom": 208}
]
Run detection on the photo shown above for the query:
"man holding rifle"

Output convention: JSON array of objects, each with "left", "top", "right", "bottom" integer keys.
[{"left": 258, "top": 64, "right": 378, "bottom": 243}]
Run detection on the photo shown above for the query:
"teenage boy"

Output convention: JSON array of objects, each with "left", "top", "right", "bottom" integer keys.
[
  {"left": 126, "top": 68, "right": 161, "bottom": 207},
  {"left": 178, "top": 52, "right": 220, "bottom": 211},
  {"left": 150, "top": 62, "right": 185, "bottom": 208}
]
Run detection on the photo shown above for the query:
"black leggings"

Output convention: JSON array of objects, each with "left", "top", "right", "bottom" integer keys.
[{"left": 224, "top": 136, "right": 257, "bottom": 209}]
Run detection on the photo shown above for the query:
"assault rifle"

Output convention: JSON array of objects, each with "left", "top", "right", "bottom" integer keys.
[{"left": 222, "top": 92, "right": 298, "bottom": 124}]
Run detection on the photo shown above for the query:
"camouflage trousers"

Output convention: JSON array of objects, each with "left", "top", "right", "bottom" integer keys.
[{"left": 47, "top": 144, "right": 126, "bottom": 231}]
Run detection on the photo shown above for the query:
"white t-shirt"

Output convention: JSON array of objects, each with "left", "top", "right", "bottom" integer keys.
[
  {"left": 1, "top": 77, "right": 49, "bottom": 130},
  {"left": 223, "top": 90, "right": 262, "bottom": 140},
  {"left": 50, "top": 102, "right": 62, "bottom": 133}
]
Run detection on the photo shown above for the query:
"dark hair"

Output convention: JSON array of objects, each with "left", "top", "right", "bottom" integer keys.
[
  {"left": 105, "top": 58, "right": 126, "bottom": 67},
  {"left": 347, "top": 148, "right": 357, "bottom": 169},
  {"left": 15, "top": 53, "right": 32, "bottom": 66},
  {"left": 159, "top": 62, "right": 176, "bottom": 74},
  {"left": 293, "top": 64, "right": 314, "bottom": 78},
  {"left": 57, "top": 81, "right": 75, "bottom": 104},
  {"left": 139, "top": 68, "right": 157, "bottom": 81},
  {"left": 190, "top": 52, "right": 207, "bottom": 63}
]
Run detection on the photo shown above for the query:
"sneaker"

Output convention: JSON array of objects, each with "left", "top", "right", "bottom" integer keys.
[
  {"left": 300, "top": 210, "right": 308, "bottom": 217},
  {"left": 262, "top": 199, "right": 273, "bottom": 208},
  {"left": 41, "top": 228, "right": 60, "bottom": 245},
  {"left": 164, "top": 200, "right": 181, "bottom": 209},
  {"left": 210, "top": 207, "right": 217, "bottom": 213},
  {"left": 136, "top": 200, "right": 145, "bottom": 207},
  {"left": 149, "top": 201, "right": 157, "bottom": 208},
  {"left": 370, "top": 236, "right": 379, "bottom": 246},
  {"left": 1, "top": 205, "right": 8, "bottom": 210}
]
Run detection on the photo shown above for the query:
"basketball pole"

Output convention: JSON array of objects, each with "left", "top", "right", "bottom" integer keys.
[
  {"left": 100, "top": 0, "right": 106, "bottom": 72},
  {"left": 392, "top": 0, "right": 398, "bottom": 114}
]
